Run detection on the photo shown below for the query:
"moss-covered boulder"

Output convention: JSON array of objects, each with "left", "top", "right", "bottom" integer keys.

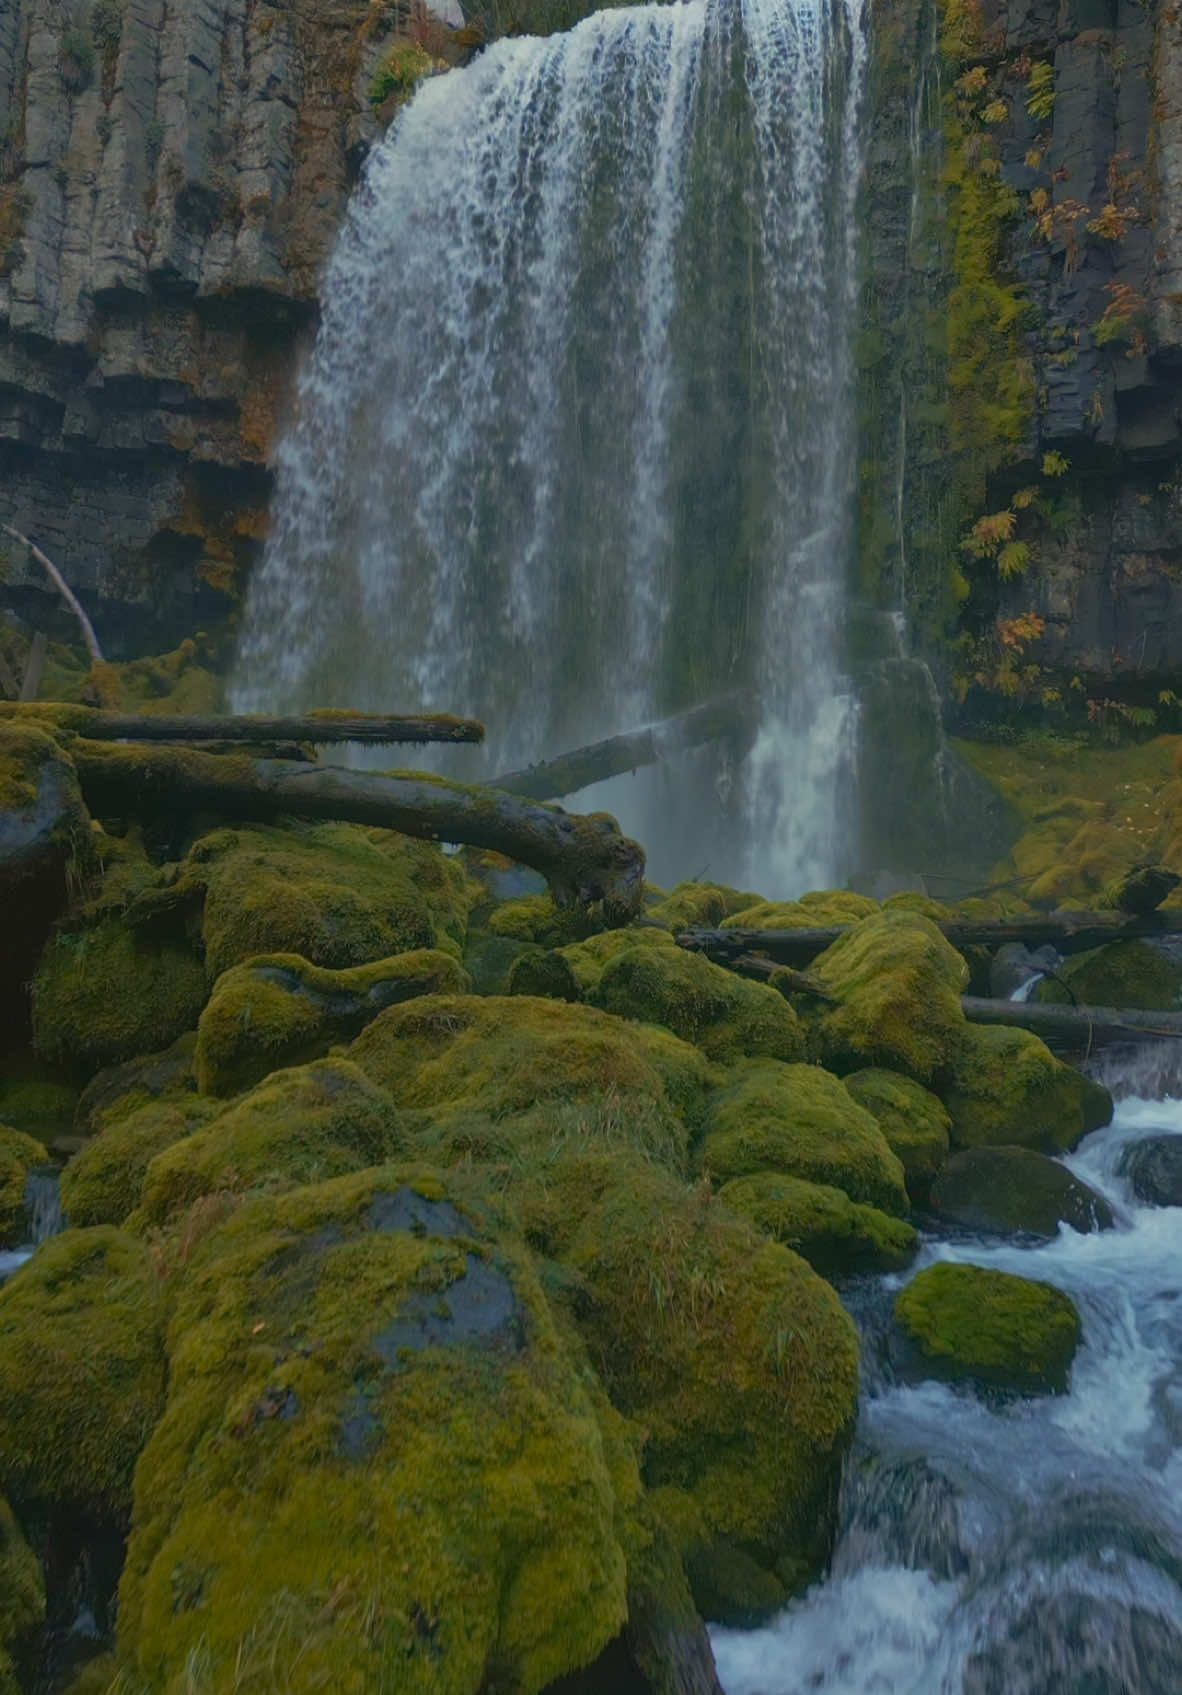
[
  {"left": 507, "top": 947, "right": 583, "bottom": 1002},
  {"left": 593, "top": 945, "right": 805, "bottom": 1065},
  {"left": 485, "top": 892, "right": 588, "bottom": 948},
  {"left": 140, "top": 1059, "right": 405, "bottom": 1225},
  {"left": 0, "top": 1494, "right": 43, "bottom": 1692},
  {"left": 566, "top": 1167, "right": 858, "bottom": 1615},
  {"left": 812, "top": 911, "right": 969, "bottom": 1083},
  {"left": 1034, "top": 939, "right": 1182, "bottom": 1012},
  {"left": 647, "top": 882, "right": 760, "bottom": 930},
  {"left": 894, "top": 1262, "right": 1081, "bottom": 1395},
  {"left": 0, "top": 1228, "right": 167, "bottom": 1513},
  {"left": 560, "top": 924, "right": 678, "bottom": 995},
  {"left": 188, "top": 821, "right": 479, "bottom": 979},
  {"left": 115, "top": 1168, "right": 637, "bottom": 1694},
  {"left": 698, "top": 1061, "right": 908, "bottom": 1215},
  {"left": 0, "top": 1125, "right": 49, "bottom": 1247},
  {"left": 719, "top": 1172, "right": 917, "bottom": 1274},
  {"left": 60, "top": 1098, "right": 220, "bottom": 1228},
  {"left": 945, "top": 1024, "right": 1113, "bottom": 1154},
  {"left": 30, "top": 916, "right": 208, "bottom": 1075},
  {"left": 842, "top": 1068, "right": 951, "bottom": 1206},
  {"left": 724, "top": 890, "right": 880, "bottom": 929},
  {"left": 931, "top": 1147, "right": 1114, "bottom": 1238},
  {"left": 195, "top": 948, "right": 468, "bottom": 1096},
  {"left": 73, "top": 1034, "right": 199, "bottom": 1136},
  {"left": 0, "top": 1063, "right": 78, "bottom": 1149}
]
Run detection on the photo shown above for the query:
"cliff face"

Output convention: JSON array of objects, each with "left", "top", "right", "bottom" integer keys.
[
  {"left": 0, "top": 0, "right": 389, "bottom": 655},
  {"left": 860, "top": 0, "right": 1182, "bottom": 703}
]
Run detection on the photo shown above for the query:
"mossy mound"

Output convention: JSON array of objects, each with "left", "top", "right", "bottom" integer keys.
[
  {"left": 945, "top": 1024, "right": 1113, "bottom": 1154},
  {"left": 698, "top": 1061, "right": 908, "bottom": 1215},
  {"left": 141, "top": 1059, "right": 405, "bottom": 1225},
  {"left": 195, "top": 948, "right": 468, "bottom": 1096},
  {"left": 593, "top": 945, "right": 805, "bottom": 1065},
  {"left": 31, "top": 916, "right": 208, "bottom": 1075},
  {"left": 565, "top": 1166, "right": 858, "bottom": 1609},
  {"left": 486, "top": 893, "right": 590, "bottom": 948},
  {"left": 0, "top": 1063, "right": 79, "bottom": 1148},
  {"left": 0, "top": 1227, "right": 167, "bottom": 1513},
  {"left": 842, "top": 1069, "right": 951, "bottom": 1206},
  {"left": 0, "top": 1125, "right": 49, "bottom": 1246},
  {"left": 812, "top": 911, "right": 969, "bottom": 1083},
  {"left": 60, "top": 1098, "right": 220, "bottom": 1228},
  {"left": 115, "top": 1167, "right": 636, "bottom": 1694},
  {"left": 507, "top": 947, "right": 583, "bottom": 1002},
  {"left": 931, "top": 1147, "right": 1114, "bottom": 1238},
  {"left": 724, "top": 890, "right": 881, "bottom": 930},
  {"left": 894, "top": 1261, "right": 1081, "bottom": 1394},
  {"left": 74, "top": 1034, "right": 198, "bottom": 1136},
  {"left": 1034, "top": 940, "right": 1182, "bottom": 1013},
  {"left": 351, "top": 994, "right": 710, "bottom": 1145},
  {"left": 0, "top": 1494, "right": 43, "bottom": 1683},
  {"left": 646, "top": 882, "right": 761, "bottom": 930},
  {"left": 719, "top": 1172, "right": 917, "bottom": 1274},
  {"left": 0, "top": 720, "right": 90, "bottom": 862},
  {"left": 559, "top": 924, "right": 677, "bottom": 995},
  {"left": 188, "top": 821, "right": 479, "bottom": 979}
]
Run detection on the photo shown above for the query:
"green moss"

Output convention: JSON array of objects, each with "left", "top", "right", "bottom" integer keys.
[
  {"left": 75, "top": 1034, "right": 198, "bottom": 1136},
  {"left": 487, "top": 893, "right": 590, "bottom": 948},
  {"left": 195, "top": 948, "right": 469, "bottom": 1097},
  {"left": 646, "top": 883, "right": 763, "bottom": 931},
  {"left": 369, "top": 39, "right": 438, "bottom": 108},
  {"left": 719, "top": 1172, "right": 917, "bottom": 1274},
  {"left": 0, "top": 1124, "right": 49, "bottom": 1246},
  {"left": 699, "top": 1061, "right": 908, "bottom": 1215},
  {"left": 0, "top": 1063, "right": 79, "bottom": 1147},
  {"left": 945, "top": 1023, "right": 1112, "bottom": 1153},
  {"left": 1035, "top": 940, "right": 1182, "bottom": 1013},
  {"left": 559, "top": 924, "right": 678, "bottom": 995},
  {"left": 188, "top": 821, "right": 480, "bottom": 980},
  {"left": 813, "top": 911, "right": 970, "bottom": 1083},
  {"left": 60, "top": 1097, "right": 219, "bottom": 1228},
  {"left": 141, "top": 1058, "right": 405, "bottom": 1225},
  {"left": 842, "top": 1069, "right": 951, "bottom": 1206},
  {"left": 565, "top": 1166, "right": 858, "bottom": 1593},
  {"left": 895, "top": 1260, "right": 1080, "bottom": 1394},
  {"left": 725, "top": 890, "right": 881, "bottom": 930},
  {"left": 116, "top": 1166, "right": 634, "bottom": 1693},
  {"left": 0, "top": 1494, "right": 43, "bottom": 1653},
  {"left": 0, "top": 1227, "right": 167, "bottom": 1514},
  {"left": 592, "top": 945, "right": 805, "bottom": 1065},
  {"left": 31, "top": 915, "right": 208, "bottom": 1076},
  {"left": 507, "top": 948, "right": 583, "bottom": 1002}
]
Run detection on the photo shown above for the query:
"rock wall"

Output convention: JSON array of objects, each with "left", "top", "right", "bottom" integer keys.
[{"left": 0, "top": 0, "right": 394, "bottom": 656}]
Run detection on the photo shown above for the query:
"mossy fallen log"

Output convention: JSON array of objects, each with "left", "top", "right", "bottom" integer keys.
[
  {"left": 493, "top": 692, "right": 758, "bottom": 801},
  {"left": 960, "top": 995, "right": 1182, "bottom": 1053},
  {"left": 68, "top": 740, "right": 645, "bottom": 915},
  {"left": 0, "top": 702, "right": 485, "bottom": 746}
]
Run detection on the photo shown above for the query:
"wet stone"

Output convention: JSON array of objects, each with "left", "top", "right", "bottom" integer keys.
[
  {"left": 370, "top": 1253, "right": 524, "bottom": 1367},
  {"left": 1117, "top": 1136, "right": 1182, "bottom": 1209}
]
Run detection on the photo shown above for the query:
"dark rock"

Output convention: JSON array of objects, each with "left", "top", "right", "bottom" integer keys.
[
  {"left": 1116, "top": 1135, "right": 1182, "bottom": 1207},
  {"left": 932, "top": 1145, "right": 1114, "bottom": 1237},
  {"left": 989, "top": 943, "right": 1061, "bottom": 1001}
]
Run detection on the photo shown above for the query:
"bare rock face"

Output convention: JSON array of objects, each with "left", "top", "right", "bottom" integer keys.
[{"left": 0, "top": 0, "right": 390, "bottom": 654}]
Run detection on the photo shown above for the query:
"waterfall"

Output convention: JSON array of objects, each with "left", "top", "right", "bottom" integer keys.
[{"left": 233, "top": 0, "right": 868, "bottom": 894}]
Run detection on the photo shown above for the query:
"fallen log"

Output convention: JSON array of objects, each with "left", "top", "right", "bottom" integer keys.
[
  {"left": 493, "top": 692, "right": 758, "bottom": 801},
  {"left": 68, "top": 740, "right": 644, "bottom": 915},
  {"left": 961, "top": 995, "right": 1182, "bottom": 1053},
  {"left": 678, "top": 910, "right": 1182, "bottom": 968},
  {"left": 0, "top": 703, "right": 485, "bottom": 746}
]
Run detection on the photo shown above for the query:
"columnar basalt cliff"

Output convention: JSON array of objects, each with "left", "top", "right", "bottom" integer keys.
[{"left": 0, "top": 0, "right": 395, "bottom": 655}]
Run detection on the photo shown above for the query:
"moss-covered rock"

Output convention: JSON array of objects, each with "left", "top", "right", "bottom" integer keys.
[
  {"left": 74, "top": 1034, "right": 199, "bottom": 1136},
  {"left": 0, "top": 1494, "right": 43, "bottom": 1681},
  {"left": 719, "top": 1172, "right": 917, "bottom": 1274},
  {"left": 698, "top": 1061, "right": 908, "bottom": 1215},
  {"left": 0, "top": 1063, "right": 79, "bottom": 1148},
  {"left": 0, "top": 1227, "right": 167, "bottom": 1513},
  {"left": 115, "top": 1167, "right": 636, "bottom": 1694},
  {"left": 195, "top": 948, "right": 468, "bottom": 1096},
  {"left": 593, "top": 945, "right": 805, "bottom": 1065},
  {"left": 31, "top": 916, "right": 208, "bottom": 1075},
  {"left": 60, "top": 1098, "right": 219, "bottom": 1228},
  {"left": 140, "top": 1059, "right": 405, "bottom": 1225},
  {"left": 646, "top": 883, "right": 761, "bottom": 930},
  {"left": 565, "top": 1166, "right": 858, "bottom": 1610},
  {"left": 507, "top": 947, "right": 583, "bottom": 1002},
  {"left": 724, "top": 890, "right": 881, "bottom": 929},
  {"left": 0, "top": 1125, "right": 49, "bottom": 1246},
  {"left": 188, "top": 821, "right": 479, "bottom": 979},
  {"left": 931, "top": 1146, "right": 1114, "bottom": 1238},
  {"left": 486, "top": 892, "right": 588, "bottom": 948},
  {"left": 1034, "top": 940, "right": 1182, "bottom": 1013},
  {"left": 945, "top": 1024, "right": 1113, "bottom": 1154},
  {"left": 812, "top": 911, "right": 969, "bottom": 1083},
  {"left": 560, "top": 924, "right": 678, "bottom": 995},
  {"left": 894, "top": 1261, "right": 1081, "bottom": 1394},
  {"left": 842, "top": 1068, "right": 952, "bottom": 1206}
]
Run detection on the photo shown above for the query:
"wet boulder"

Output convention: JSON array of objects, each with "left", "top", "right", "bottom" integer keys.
[
  {"left": 1034, "top": 939, "right": 1182, "bottom": 1012},
  {"left": 842, "top": 1068, "right": 951, "bottom": 1206},
  {"left": 894, "top": 1262, "right": 1081, "bottom": 1395},
  {"left": 1116, "top": 1135, "right": 1182, "bottom": 1208},
  {"left": 932, "top": 1147, "right": 1114, "bottom": 1238},
  {"left": 944, "top": 1025, "right": 1113, "bottom": 1154},
  {"left": 719, "top": 1172, "right": 917, "bottom": 1274}
]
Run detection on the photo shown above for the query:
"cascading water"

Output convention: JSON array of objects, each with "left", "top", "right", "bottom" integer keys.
[
  {"left": 712, "top": 1046, "right": 1182, "bottom": 1695},
  {"left": 232, "top": 0, "right": 867, "bottom": 893}
]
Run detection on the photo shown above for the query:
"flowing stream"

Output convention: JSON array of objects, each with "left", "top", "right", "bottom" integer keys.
[
  {"left": 233, "top": 0, "right": 867, "bottom": 893},
  {"left": 713, "top": 1045, "right": 1182, "bottom": 1694},
  {"left": 0, "top": 1167, "right": 62, "bottom": 1283}
]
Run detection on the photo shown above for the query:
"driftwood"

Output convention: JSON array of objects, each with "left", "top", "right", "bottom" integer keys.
[
  {"left": 0, "top": 703, "right": 485, "bottom": 746},
  {"left": 493, "top": 692, "right": 758, "bottom": 801},
  {"left": 68, "top": 740, "right": 644, "bottom": 914},
  {"left": 1, "top": 525, "right": 104, "bottom": 662},
  {"left": 961, "top": 995, "right": 1182, "bottom": 1053},
  {"left": 678, "top": 911, "right": 1182, "bottom": 969}
]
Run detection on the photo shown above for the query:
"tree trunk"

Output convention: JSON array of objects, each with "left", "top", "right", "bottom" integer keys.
[
  {"left": 1, "top": 703, "right": 485, "bottom": 746},
  {"left": 68, "top": 740, "right": 645, "bottom": 915},
  {"left": 961, "top": 995, "right": 1182, "bottom": 1052}
]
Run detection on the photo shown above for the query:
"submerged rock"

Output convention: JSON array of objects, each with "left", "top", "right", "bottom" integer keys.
[
  {"left": 945, "top": 1024, "right": 1113, "bottom": 1154},
  {"left": 841, "top": 1068, "right": 951, "bottom": 1206},
  {"left": 894, "top": 1262, "right": 1081, "bottom": 1395},
  {"left": 719, "top": 1172, "right": 917, "bottom": 1274},
  {"left": 932, "top": 1147, "right": 1114, "bottom": 1238},
  {"left": 1116, "top": 1135, "right": 1182, "bottom": 1208}
]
